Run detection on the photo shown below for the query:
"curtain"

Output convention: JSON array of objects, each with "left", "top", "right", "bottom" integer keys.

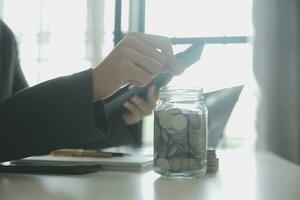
[
  {"left": 253, "top": 1, "right": 300, "bottom": 164},
  {"left": 1, "top": 0, "right": 111, "bottom": 86}
]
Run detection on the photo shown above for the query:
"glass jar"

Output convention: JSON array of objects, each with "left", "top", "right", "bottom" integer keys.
[{"left": 153, "top": 86, "right": 208, "bottom": 178}]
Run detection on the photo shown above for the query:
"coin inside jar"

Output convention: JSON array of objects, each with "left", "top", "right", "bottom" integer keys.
[
  {"left": 157, "top": 111, "right": 173, "bottom": 129},
  {"left": 154, "top": 86, "right": 208, "bottom": 178},
  {"left": 172, "top": 114, "right": 187, "bottom": 131}
]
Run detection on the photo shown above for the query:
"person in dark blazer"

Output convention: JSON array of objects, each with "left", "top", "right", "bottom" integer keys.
[{"left": 0, "top": 20, "right": 179, "bottom": 162}]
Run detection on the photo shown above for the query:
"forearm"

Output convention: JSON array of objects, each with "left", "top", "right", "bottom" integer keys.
[{"left": 0, "top": 69, "right": 109, "bottom": 162}]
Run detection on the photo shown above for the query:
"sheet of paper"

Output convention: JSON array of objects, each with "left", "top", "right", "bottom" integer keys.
[{"left": 21, "top": 155, "right": 153, "bottom": 169}]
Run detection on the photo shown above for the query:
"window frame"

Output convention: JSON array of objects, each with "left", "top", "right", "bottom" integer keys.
[{"left": 113, "top": 1, "right": 251, "bottom": 146}]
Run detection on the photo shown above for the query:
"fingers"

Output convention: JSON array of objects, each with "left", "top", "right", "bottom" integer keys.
[
  {"left": 129, "top": 32, "right": 180, "bottom": 74},
  {"left": 123, "top": 59, "right": 152, "bottom": 87},
  {"left": 122, "top": 101, "right": 144, "bottom": 125},
  {"left": 147, "top": 85, "right": 158, "bottom": 107},
  {"left": 120, "top": 32, "right": 180, "bottom": 75},
  {"left": 129, "top": 32, "right": 174, "bottom": 57},
  {"left": 123, "top": 100, "right": 144, "bottom": 117},
  {"left": 123, "top": 95, "right": 153, "bottom": 118},
  {"left": 121, "top": 35, "right": 167, "bottom": 66},
  {"left": 126, "top": 48, "right": 164, "bottom": 77},
  {"left": 122, "top": 86, "right": 158, "bottom": 125},
  {"left": 131, "top": 95, "right": 153, "bottom": 115}
]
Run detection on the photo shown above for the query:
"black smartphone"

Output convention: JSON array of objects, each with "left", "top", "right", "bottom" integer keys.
[
  {"left": 0, "top": 161, "right": 102, "bottom": 175},
  {"left": 104, "top": 41, "right": 205, "bottom": 115}
]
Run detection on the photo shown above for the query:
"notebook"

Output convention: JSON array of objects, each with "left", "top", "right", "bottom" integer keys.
[{"left": 15, "top": 155, "right": 153, "bottom": 171}]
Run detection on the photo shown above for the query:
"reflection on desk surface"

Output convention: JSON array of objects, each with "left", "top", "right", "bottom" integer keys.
[{"left": 1, "top": 149, "right": 300, "bottom": 200}]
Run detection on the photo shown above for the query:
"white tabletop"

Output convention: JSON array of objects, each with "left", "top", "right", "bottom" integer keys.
[{"left": 1, "top": 149, "right": 300, "bottom": 200}]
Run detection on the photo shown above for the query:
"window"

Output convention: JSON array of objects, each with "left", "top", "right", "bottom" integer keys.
[
  {"left": 142, "top": 0, "right": 256, "bottom": 148},
  {"left": 3, "top": 0, "right": 90, "bottom": 86},
  {"left": 2, "top": 0, "right": 119, "bottom": 86}
]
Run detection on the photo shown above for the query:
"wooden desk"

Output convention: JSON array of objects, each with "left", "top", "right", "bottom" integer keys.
[{"left": 1, "top": 149, "right": 300, "bottom": 200}]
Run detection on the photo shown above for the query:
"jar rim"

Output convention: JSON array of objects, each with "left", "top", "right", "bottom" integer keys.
[{"left": 159, "top": 86, "right": 203, "bottom": 93}]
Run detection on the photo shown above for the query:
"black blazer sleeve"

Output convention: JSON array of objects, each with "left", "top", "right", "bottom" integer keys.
[{"left": 0, "top": 69, "right": 111, "bottom": 162}]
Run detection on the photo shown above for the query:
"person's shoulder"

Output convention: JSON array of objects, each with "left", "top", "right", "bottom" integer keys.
[
  {"left": 1, "top": 19, "right": 13, "bottom": 32},
  {"left": 0, "top": 19, "right": 17, "bottom": 45}
]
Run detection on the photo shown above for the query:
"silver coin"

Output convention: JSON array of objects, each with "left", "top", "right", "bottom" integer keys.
[
  {"left": 157, "top": 111, "right": 173, "bottom": 129},
  {"left": 173, "top": 134, "right": 188, "bottom": 145},
  {"left": 190, "top": 147, "right": 202, "bottom": 155},
  {"left": 169, "top": 158, "right": 182, "bottom": 171},
  {"left": 168, "top": 108, "right": 182, "bottom": 115},
  {"left": 154, "top": 118, "right": 161, "bottom": 142},
  {"left": 181, "top": 144, "right": 190, "bottom": 153},
  {"left": 156, "top": 158, "right": 170, "bottom": 171},
  {"left": 189, "top": 139, "right": 202, "bottom": 149},
  {"left": 189, "top": 126, "right": 201, "bottom": 135},
  {"left": 176, "top": 145, "right": 185, "bottom": 153},
  {"left": 167, "top": 145, "right": 177, "bottom": 157},
  {"left": 158, "top": 143, "right": 168, "bottom": 157},
  {"left": 173, "top": 129, "right": 187, "bottom": 135},
  {"left": 189, "top": 130, "right": 201, "bottom": 136},
  {"left": 173, "top": 133, "right": 187, "bottom": 141},
  {"left": 172, "top": 114, "right": 188, "bottom": 131},
  {"left": 168, "top": 137, "right": 174, "bottom": 146},
  {"left": 189, "top": 141, "right": 201, "bottom": 148},
  {"left": 166, "top": 129, "right": 177, "bottom": 135},
  {"left": 189, "top": 114, "right": 201, "bottom": 129},
  {"left": 161, "top": 129, "right": 169, "bottom": 143},
  {"left": 188, "top": 158, "right": 200, "bottom": 170},
  {"left": 189, "top": 131, "right": 203, "bottom": 152},
  {"left": 181, "top": 158, "right": 189, "bottom": 170},
  {"left": 207, "top": 149, "right": 216, "bottom": 157}
]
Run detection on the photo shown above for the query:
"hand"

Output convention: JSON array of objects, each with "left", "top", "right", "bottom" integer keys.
[
  {"left": 91, "top": 32, "right": 179, "bottom": 102},
  {"left": 122, "top": 85, "right": 158, "bottom": 125}
]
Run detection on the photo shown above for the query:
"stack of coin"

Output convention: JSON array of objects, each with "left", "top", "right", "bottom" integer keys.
[{"left": 206, "top": 149, "right": 219, "bottom": 174}]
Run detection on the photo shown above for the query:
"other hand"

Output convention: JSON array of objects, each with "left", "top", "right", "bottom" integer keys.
[{"left": 122, "top": 85, "right": 158, "bottom": 125}]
